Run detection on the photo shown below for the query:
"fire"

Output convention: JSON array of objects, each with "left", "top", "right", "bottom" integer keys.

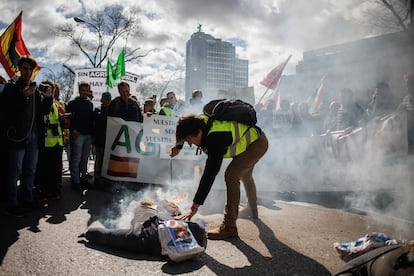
[{"left": 170, "top": 193, "right": 189, "bottom": 204}]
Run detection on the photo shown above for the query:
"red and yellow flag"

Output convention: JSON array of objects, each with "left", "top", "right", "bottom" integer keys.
[
  {"left": 0, "top": 11, "right": 39, "bottom": 79},
  {"left": 307, "top": 75, "right": 326, "bottom": 114}
]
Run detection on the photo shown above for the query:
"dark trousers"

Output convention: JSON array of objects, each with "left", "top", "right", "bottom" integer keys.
[
  {"left": 6, "top": 132, "right": 39, "bottom": 206},
  {"left": 35, "top": 145, "right": 63, "bottom": 195},
  {"left": 0, "top": 150, "right": 7, "bottom": 203}
]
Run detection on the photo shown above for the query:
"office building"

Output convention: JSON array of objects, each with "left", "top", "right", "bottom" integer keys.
[{"left": 185, "top": 27, "right": 249, "bottom": 101}]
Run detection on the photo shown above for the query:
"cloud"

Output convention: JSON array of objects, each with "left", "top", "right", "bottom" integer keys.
[{"left": 0, "top": 0, "right": 382, "bottom": 98}]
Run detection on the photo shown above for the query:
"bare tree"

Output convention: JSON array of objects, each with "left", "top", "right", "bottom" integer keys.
[
  {"left": 39, "top": 66, "right": 74, "bottom": 103},
  {"left": 56, "top": 68, "right": 76, "bottom": 103},
  {"left": 136, "top": 79, "right": 163, "bottom": 103},
  {"left": 53, "top": 5, "right": 152, "bottom": 68},
  {"left": 364, "top": 0, "right": 411, "bottom": 32}
]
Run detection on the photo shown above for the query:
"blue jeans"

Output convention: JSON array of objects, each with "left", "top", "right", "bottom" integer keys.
[
  {"left": 70, "top": 133, "right": 92, "bottom": 184},
  {"left": 6, "top": 132, "right": 39, "bottom": 206}
]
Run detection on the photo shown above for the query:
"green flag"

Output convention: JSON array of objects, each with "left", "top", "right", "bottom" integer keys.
[{"left": 106, "top": 50, "right": 126, "bottom": 88}]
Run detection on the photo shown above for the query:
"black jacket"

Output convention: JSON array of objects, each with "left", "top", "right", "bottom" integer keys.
[
  {"left": 0, "top": 78, "right": 53, "bottom": 149},
  {"left": 93, "top": 105, "right": 109, "bottom": 147},
  {"left": 193, "top": 129, "right": 233, "bottom": 205},
  {"left": 67, "top": 96, "right": 94, "bottom": 135},
  {"left": 107, "top": 97, "right": 143, "bottom": 122}
]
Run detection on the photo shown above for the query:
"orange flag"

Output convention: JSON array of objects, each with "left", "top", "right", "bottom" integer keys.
[{"left": 0, "top": 11, "right": 39, "bottom": 79}]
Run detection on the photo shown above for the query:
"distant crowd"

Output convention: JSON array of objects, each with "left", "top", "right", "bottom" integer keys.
[{"left": 255, "top": 75, "right": 414, "bottom": 141}]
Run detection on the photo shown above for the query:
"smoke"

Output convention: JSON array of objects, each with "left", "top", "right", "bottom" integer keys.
[
  {"left": 96, "top": 175, "right": 199, "bottom": 229},
  {"left": 96, "top": 116, "right": 412, "bottom": 237},
  {"left": 99, "top": 112, "right": 413, "bottom": 234},
  {"left": 98, "top": 31, "right": 414, "bottom": 235},
  {"left": 252, "top": 108, "right": 413, "bottom": 229}
]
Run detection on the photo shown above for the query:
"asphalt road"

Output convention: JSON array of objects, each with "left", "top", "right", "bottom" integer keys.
[{"left": 1, "top": 173, "right": 413, "bottom": 276}]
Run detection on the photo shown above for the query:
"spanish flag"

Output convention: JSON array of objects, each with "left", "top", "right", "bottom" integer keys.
[
  {"left": 107, "top": 154, "right": 140, "bottom": 178},
  {"left": 0, "top": 11, "right": 39, "bottom": 79}
]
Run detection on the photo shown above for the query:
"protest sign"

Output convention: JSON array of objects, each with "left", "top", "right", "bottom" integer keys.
[
  {"left": 102, "top": 116, "right": 202, "bottom": 184},
  {"left": 73, "top": 68, "right": 140, "bottom": 107}
]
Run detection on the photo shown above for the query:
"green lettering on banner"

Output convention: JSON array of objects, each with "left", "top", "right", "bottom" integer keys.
[
  {"left": 135, "top": 129, "right": 158, "bottom": 156},
  {"left": 111, "top": 125, "right": 132, "bottom": 153}
]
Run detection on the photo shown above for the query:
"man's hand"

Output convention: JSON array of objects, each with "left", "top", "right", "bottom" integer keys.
[
  {"left": 175, "top": 203, "right": 200, "bottom": 221},
  {"left": 22, "top": 85, "right": 36, "bottom": 97}
]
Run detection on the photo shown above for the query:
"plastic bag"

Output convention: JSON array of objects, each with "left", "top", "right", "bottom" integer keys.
[
  {"left": 158, "top": 220, "right": 205, "bottom": 262},
  {"left": 333, "top": 232, "right": 398, "bottom": 261}
]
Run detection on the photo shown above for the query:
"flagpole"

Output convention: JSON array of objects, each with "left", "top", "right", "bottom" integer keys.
[
  {"left": 257, "top": 87, "right": 270, "bottom": 105},
  {"left": 257, "top": 54, "right": 292, "bottom": 105}
]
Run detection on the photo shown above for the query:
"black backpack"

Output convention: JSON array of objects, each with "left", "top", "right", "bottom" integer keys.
[{"left": 203, "top": 99, "right": 257, "bottom": 131}]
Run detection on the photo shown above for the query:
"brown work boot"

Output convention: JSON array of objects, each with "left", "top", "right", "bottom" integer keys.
[{"left": 207, "top": 223, "right": 238, "bottom": 240}]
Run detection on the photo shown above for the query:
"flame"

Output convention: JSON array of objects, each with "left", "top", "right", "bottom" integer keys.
[{"left": 170, "top": 193, "right": 189, "bottom": 204}]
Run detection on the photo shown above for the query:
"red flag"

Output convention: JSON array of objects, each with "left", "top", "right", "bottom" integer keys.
[
  {"left": 0, "top": 11, "right": 39, "bottom": 79},
  {"left": 260, "top": 54, "right": 292, "bottom": 90}
]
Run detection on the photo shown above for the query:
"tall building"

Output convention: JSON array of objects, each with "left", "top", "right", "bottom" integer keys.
[
  {"left": 279, "top": 29, "right": 414, "bottom": 105},
  {"left": 185, "top": 27, "right": 249, "bottom": 101}
]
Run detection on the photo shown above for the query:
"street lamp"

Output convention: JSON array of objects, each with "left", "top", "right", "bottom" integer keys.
[
  {"left": 73, "top": 17, "right": 85, "bottom": 23},
  {"left": 73, "top": 16, "right": 104, "bottom": 67}
]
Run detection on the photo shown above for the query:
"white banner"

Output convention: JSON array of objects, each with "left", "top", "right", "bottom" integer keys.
[
  {"left": 102, "top": 116, "right": 203, "bottom": 184},
  {"left": 142, "top": 114, "right": 177, "bottom": 144},
  {"left": 73, "top": 68, "right": 140, "bottom": 107},
  {"left": 142, "top": 114, "right": 201, "bottom": 160}
]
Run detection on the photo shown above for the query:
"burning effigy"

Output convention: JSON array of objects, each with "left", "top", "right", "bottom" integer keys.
[{"left": 79, "top": 198, "right": 207, "bottom": 262}]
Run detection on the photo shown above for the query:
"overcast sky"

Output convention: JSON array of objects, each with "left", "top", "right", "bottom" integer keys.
[{"left": 0, "top": 0, "right": 386, "bottom": 99}]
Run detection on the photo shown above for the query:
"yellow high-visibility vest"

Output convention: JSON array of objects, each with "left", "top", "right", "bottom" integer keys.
[
  {"left": 204, "top": 116, "right": 259, "bottom": 158},
  {"left": 44, "top": 103, "right": 63, "bottom": 147},
  {"left": 158, "top": 105, "right": 173, "bottom": 116}
]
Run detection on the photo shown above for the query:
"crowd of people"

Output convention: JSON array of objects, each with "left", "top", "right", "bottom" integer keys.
[
  {"left": 0, "top": 56, "right": 205, "bottom": 218},
  {"left": 256, "top": 75, "right": 413, "bottom": 140}
]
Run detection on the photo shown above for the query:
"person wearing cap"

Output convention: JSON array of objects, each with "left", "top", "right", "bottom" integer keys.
[
  {"left": 143, "top": 97, "right": 157, "bottom": 115},
  {"left": 92, "top": 91, "right": 112, "bottom": 187},
  {"left": 34, "top": 80, "right": 65, "bottom": 202}
]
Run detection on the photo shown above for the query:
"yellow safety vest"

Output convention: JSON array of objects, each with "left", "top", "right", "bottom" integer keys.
[
  {"left": 44, "top": 103, "right": 63, "bottom": 147},
  {"left": 204, "top": 116, "right": 260, "bottom": 158},
  {"left": 158, "top": 105, "right": 173, "bottom": 116}
]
